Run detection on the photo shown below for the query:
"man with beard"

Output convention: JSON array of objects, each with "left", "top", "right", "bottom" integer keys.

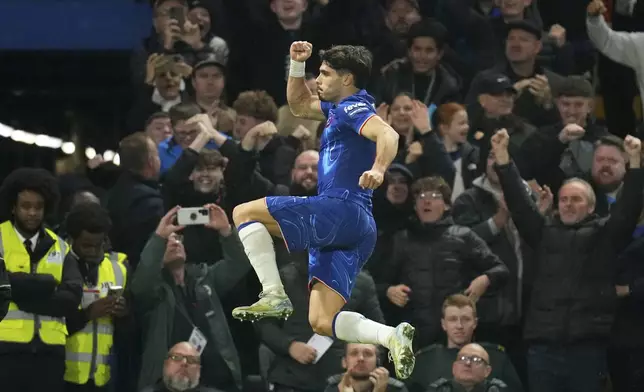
[
  {"left": 63, "top": 203, "right": 129, "bottom": 392},
  {"left": 590, "top": 135, "right": 631, "bottom": 217},
  {"left": 142, "top": 342, "right": 216, "bottom": 392},
  {"left": 0, "top": 168, "right": 82, "bottom": 392},
  {"left": 325, "top": 343, "right": 407, "bottom": 392},
  {"left": 289, "top": 150, "right": 319, "bottom": 195}
]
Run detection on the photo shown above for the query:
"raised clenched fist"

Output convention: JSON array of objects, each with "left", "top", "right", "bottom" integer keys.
[
  {"left": 290, "top": 41, "right": 313, "bottom": 62},
  {"left": 624, "top": 135, "right": 642, "bottom": 157},
  {"left": 558, "top": 123, "right": 585, "bottom": 143},
  {"left": 491, "top": 129, "right": 511, "bottom": 164},
  {"left": 491, "top": 129, "right": 510, "bottom": 151},
  {"left": 359, "top": 169, "right": 384, "bottom": 190},
  {"left": 548, "top": 24, "right": 566, "bottom": 48},
  {"left": 587, "top": 0, "right": 607, "bottom": 17}
]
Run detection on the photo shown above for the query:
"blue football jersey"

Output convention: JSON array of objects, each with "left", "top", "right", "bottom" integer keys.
[{"left": 319, "top": 89, "right": 378, "bottom": 207}]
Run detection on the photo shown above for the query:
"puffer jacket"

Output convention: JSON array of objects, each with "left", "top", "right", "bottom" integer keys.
[
  {"left": 495, "top": 161, "right": 644, "bottom": 343},
  {"left": 380, "top": 215, "right": 509, "bottom": 348}
]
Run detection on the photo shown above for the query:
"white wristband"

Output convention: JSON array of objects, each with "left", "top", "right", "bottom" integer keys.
[{"left": 289, "top": 60, "right": 306, "bottom": 78}]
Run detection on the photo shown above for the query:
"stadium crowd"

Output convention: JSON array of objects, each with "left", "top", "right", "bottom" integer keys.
[{"left": 1, "top": 0, "right": 644, "bottom": 391}]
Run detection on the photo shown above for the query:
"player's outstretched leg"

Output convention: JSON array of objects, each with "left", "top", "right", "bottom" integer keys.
[
  {"left": 335, "top": 312, "right": 415, "bottom": 379},
  {"left": 310, "top": 284, "right": 416, "bottom": 379},
  {"left": 231, "top": 198, "right": 293, "bottom": 321}
]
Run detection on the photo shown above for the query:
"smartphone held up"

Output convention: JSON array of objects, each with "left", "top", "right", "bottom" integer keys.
[
  {"left": 168, "top": 6, "right": 186, "bottom": 32},
  {"left": 177, "top": 207, "right": 210, "bottom": 226}
]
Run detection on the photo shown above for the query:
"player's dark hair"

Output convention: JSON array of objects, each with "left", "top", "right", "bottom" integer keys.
[
  {"left": 119, "top": 132, "right": 153, "bottom": 173},
  {"left": 319, "top": 45, "right": 373, "bottom": 90},
  {"left": 0, "top": 168, "right": 60, "bottom": 220},
  {"left": 66, "top": 202, "right": 112, "bottom": 239},
  {"left": 407, "top": 19, "right": 447, "bottom": 51},
  {"left": 411, "top": 176, "right": 452, "bottom": 205}
]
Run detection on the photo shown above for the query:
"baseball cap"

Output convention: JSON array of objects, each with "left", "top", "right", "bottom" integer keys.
[
  {"left": 506, "top": 20, "right": 542, "bottom": 40},
  {"left": 478, "top": 73, "right": 517, "bottom": 95},
  {"left": 193, "top": 53, "right": 226, "bottom": 73}
]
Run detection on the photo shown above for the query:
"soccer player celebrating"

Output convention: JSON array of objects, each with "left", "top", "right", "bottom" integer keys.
[{"left": 231, "top": 41, "right": 415, "bottom": 379}]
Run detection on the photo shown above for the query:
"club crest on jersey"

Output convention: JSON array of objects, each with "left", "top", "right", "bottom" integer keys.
[{"left": 326, "top": 112, "right": 335, "bottom": 128}]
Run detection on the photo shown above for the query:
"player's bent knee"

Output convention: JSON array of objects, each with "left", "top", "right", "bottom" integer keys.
[
  {"left": 309, "top": 313, "right": 333, "bottom": 337},
  {"left": 232, "top": 202, "right": 258, "bottom": 227},
  {"left": 232, "top": 198, "right": 271, "bottom": 228},
  {"left": 232, "top": 204, "right": 249, "bottom": 227}
]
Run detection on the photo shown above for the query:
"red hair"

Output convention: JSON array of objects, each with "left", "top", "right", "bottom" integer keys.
[{"left": 435, "top": 103, "right": 466, "bottom": 127}]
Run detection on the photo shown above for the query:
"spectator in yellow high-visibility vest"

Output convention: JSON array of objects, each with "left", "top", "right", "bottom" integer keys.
[
  {"left": 63, "top": 202, "right": 130, "bottom": 392},
  {"left": 0, "top": 168, "right": 83, "bottom": 392}
]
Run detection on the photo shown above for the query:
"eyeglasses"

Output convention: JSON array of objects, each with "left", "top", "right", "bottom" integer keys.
[
  {"left": 417, "top": 191, "right": 443, "bottom": 200},
  {"left": 167, "top": 353, "right": 200, "bottom": 365},
  {"left": 456, "top": 355, "right": 488, "bottom": 367}
]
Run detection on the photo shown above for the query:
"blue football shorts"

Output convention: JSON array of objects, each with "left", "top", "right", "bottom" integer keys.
[{"left": 265, "top": 195, "right": 377, "bottom": 302}]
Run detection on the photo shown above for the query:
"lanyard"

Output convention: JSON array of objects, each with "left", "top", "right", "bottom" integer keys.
[{"left": 411, "top": 71, "right": 436, "bottom": 106}]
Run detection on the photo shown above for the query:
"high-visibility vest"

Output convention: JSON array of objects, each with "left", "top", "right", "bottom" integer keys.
[
  {"left": 0, "top": 220, "right": 69, "bottom": 345},
  {"left": 64, "top": 252, "right": 127, "bottom": 386}
]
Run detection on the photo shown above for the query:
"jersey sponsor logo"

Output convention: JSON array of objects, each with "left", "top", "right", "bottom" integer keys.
[
  {"left": 348, "top": 107, "right": 369, "bottom": 116},
  {"left": 344, "top": 102, "right": 369, "bottom": 116}
]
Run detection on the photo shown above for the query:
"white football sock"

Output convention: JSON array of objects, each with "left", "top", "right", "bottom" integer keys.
[
  {"left": 238, "top": 222, "right": 284, "bottom": 294},
  {"left": 333, "top": 311, "right": 395, "bottom": 349}
]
